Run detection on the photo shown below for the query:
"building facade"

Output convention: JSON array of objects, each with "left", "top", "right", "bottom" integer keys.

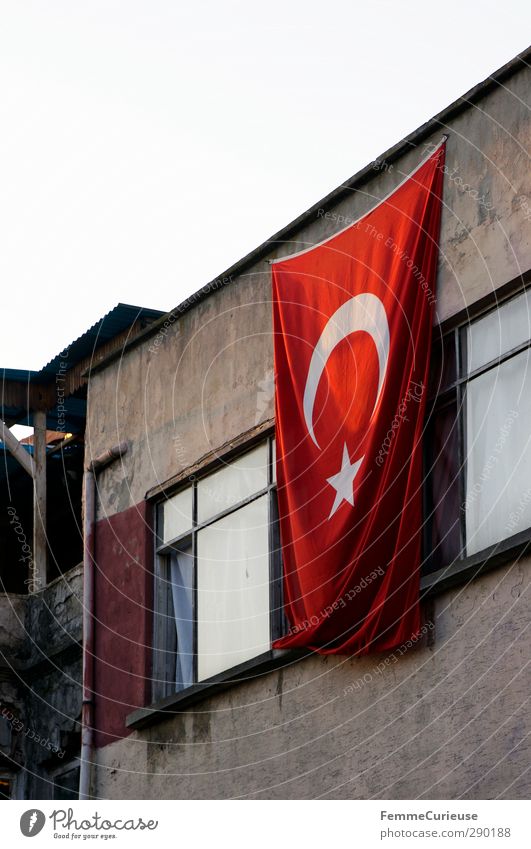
[
  {"left": 84, "top": 52, "right": 531, "bottom": 799},
  {"left": 1, "top": 49, "right": 530, "bottom": 799}
]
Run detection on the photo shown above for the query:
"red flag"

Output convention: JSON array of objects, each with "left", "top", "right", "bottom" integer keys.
[{"left": 272, "top": 142, "right": 445, "bottom": 654}]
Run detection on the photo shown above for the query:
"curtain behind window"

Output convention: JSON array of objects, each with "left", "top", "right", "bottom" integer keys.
[{"left": 170, "top": 546, "right": 194, "bottom": 691}]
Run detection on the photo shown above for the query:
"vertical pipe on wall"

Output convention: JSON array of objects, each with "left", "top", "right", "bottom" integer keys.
[
  {"left": 79, "top": 441, "right": 128, "bottom": 801},
  {"left": 32, "top": 409, "right": 47, "bottom": 592},
  {"left": 79, "top": 468, "right": 95, "bottom": 801}
]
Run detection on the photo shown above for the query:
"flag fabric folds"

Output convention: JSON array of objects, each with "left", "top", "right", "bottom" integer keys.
[{"left": 272, "top": 142, "right": 445, "bottom": 655}]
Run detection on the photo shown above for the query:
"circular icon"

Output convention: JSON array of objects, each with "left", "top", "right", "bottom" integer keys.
[{"left": 20, "top": 810, "right": 46, "bottom": 837}]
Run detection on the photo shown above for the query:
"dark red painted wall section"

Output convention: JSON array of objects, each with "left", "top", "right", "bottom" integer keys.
[{"left": 93, "top": 500, "right": 153, "bottom": 748}]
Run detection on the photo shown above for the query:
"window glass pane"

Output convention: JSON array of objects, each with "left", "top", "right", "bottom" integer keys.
[
  {"left": 197, "top": 495, "right": 270, "bottom": 680},
  {"left": 161, "top": 487, "right": 192, "bottom": 543},
  {"left": 467, "top": 289, "right": 531, "bottom": 373},
  {"left": 271, "top": 437, "right": 276, "bottom": 483},
  {"left": 465, "top": 349, "right": 531, "bottom": 555},
  {"left": 197, "top": 443, "right": 268, "bottom": 523},
  {"left": 424, "top": 400, "right": 461, "bottom": 571},
  {"left": 169, "top": 544, "right": 194, "bottom": 691}
]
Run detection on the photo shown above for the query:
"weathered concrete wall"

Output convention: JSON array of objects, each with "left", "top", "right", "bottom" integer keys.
[
  {"left": 86, "top": 269, "right": 273, "bottom": 515},
  {"left": 95, "top": 558, "right": 529, "bottom": 799},
  {"left": 0, "top": 593, "right": 27, "bottom": 660},
  {"left": 22, "top": 565, "right": 83, "bottom": 799},
  {"left": 23, "top": 564, "right": 83, "bottom": 666},
  {"left": 86, "top": 64, "right": 531, "bottom": 799},
  {"left": 0, "top": 593, "right": 28, "bottom": 780},
  {"left": 0, "top": 566, "right": 83, "bottom": 799}
]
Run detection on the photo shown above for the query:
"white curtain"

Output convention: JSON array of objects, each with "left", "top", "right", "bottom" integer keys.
[
  {"left": 170, "top": 546, "right": 194, "bottom": 691},
  {"left": 465, "top": 351, "right": 531, "bottom": 555},
  {"left": 196, "top": 495, "right": 270, "bottom": 682}
]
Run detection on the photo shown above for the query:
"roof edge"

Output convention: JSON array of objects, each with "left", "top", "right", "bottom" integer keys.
[{"left": 87, "top": 45, "right": 531, "bottom": 377}]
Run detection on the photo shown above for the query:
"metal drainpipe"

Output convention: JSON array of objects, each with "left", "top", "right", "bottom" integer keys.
[{"left": 79, "top": 441, "right": 128, "bottom": 801}]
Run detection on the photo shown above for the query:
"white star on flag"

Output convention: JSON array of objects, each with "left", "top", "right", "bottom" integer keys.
[{"left": 326, "top": 442, "right": 363, "bottom": 519}]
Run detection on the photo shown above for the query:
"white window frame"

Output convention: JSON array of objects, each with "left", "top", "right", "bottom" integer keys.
[
  {"left": 464, "top": 290, "right": 531, "bottom": 555},
  {"left": 424, "top": 284, "right": 531, "bottom": 574},
  {"left": 152, "top": 436, "right": 283, "bottom": 701}
]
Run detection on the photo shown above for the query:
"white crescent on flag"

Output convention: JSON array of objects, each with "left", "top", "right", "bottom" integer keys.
[{"left": 302, "top": 292, "right": 390, "bottom": 448}]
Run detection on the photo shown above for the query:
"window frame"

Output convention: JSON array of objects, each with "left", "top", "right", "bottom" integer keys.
[
  {"left": 152, "top": 434, "right": 283, "bottom": 702},
  {"left": 422, "top": 281, "right": 531, "bottom": 592}
]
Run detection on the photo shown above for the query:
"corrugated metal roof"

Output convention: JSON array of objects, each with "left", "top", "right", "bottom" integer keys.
[
  {"left": 35, "top": 302, "right": 164, "bottom": 382},
  {"left": 1, "top": 369, "right": 38, "bottom": 382},
  {"left": 0, "top": 303, "right": 164, "bottom": 428},
  {"left": 1, "top": 303, "right": 163, "bottom": 384}
]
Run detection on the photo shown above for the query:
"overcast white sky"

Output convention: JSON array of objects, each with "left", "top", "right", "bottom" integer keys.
[{"left": 1, "top": 1, "right": 529, "bottom": 370}]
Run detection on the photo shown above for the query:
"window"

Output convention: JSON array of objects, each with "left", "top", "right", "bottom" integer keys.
[
  {"left": 152, "top": 437, "right": 282, "bottom": 700},
  {"left": 424, "top": 287, "right": 531, "bottom": 571}
]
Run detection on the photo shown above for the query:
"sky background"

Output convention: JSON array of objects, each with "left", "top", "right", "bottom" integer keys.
[{"left": 1, "top": 0, "right": 530, "bottom": 371}]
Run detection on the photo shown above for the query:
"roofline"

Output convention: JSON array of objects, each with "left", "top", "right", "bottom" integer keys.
[
  {"left": 3, "top": 302, "right": 164, "bottom": 385},
  {"left": 87, "top": 45, "right": 531, "bottom": 377}
]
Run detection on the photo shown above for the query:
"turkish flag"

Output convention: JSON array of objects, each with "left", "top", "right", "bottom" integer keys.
[{"left": 272, "top": 142, "right": 445, "bottom": 654}]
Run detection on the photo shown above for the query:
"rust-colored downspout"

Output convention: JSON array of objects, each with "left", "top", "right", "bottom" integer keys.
[{"left": 79, "top": 441, "right": 128, "bottom": 801}]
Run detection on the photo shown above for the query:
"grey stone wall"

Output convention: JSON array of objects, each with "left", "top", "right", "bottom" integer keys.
[
  {"left": 0, "top": 565, "right": 83, "bottom": 799},
  {"left": 0, "top": 593, "right": 27, "bottom": 789},
  {"left": 0, "top": 593, "right": 27, "bottom": 662}
]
